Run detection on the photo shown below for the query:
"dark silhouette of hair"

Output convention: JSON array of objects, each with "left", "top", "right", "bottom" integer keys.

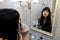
[
  {"left": 0, "top": 9, "right": 20, "bottom": 40},
  {"left": 38, "top": 7, "right": 52, "bottom": 32}
]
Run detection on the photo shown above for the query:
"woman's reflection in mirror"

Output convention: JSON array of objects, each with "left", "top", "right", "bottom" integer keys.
[{"left": 38, "top": 7, "right": 52, "bottom": 33}]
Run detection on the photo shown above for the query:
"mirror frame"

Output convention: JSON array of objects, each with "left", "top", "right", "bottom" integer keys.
[{"left": 30, "top": 0, "right": 58, "bottom": 37}]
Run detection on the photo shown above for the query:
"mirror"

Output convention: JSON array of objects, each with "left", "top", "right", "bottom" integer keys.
[{"left": 31, "top": 0, "right": 57, "bottom": 36}]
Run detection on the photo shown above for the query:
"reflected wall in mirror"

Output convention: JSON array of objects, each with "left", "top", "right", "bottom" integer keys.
[{"left": 31, "top": 0, "right": 56, "bottom": 33}]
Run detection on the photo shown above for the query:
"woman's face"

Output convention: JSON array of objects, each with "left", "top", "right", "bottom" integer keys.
[{"left": 43, "top": 10, "right": 49, "bottom": 17}]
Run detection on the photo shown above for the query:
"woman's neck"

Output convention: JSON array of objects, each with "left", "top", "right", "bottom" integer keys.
[
  {"left": 43, "top": 17, "right": 47, "bottom": 24},
  {"left": 44, "top": 16, "right": 47, "bottom": 19}
]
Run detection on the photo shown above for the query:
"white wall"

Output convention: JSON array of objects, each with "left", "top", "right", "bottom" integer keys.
[
  {"left": 53, "top": 0, "right": 60, "bottom": 40},
  {"left": 18, "top": 2, "right": 31, "bottom": 26},
  {"left": 0, "top": 2, "right": 19, "bottom": 10}
]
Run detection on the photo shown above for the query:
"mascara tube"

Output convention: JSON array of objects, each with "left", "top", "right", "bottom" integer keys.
[{"left": 20, "top": 18, "right": 23, "bottom": 30}]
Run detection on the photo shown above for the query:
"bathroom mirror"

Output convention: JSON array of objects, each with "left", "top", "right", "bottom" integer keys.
[{"left": 31, "top": 0, "right": 57, "bottom": 36}]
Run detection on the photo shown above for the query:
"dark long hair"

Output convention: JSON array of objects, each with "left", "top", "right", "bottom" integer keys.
[{"left": 38, "top": 7, "right": 52, "bottom": 32}]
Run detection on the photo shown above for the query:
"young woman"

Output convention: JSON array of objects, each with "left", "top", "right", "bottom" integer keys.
[{"left": 38, "top": 7, "right": 52, "bottom": 33}]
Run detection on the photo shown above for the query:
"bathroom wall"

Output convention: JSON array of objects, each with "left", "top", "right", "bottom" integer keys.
[
  {"left": 19, "top": 3, "right": 31, "bottom": 26},
  {"left": 53, "top": 0, "right": 60, "bottom": 40},
  {"left": 0, "top": 2, "right": 19, "bottom": 9}
]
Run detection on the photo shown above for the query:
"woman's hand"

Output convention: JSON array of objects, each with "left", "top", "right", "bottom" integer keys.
[
  {"left": 38, "top": 26, "right": 42, "bottom": 29},
  {"left": 18, "top": 24, "right": 29, "bottom": 33},
  {"left": 18, "top": 23, "right": 29, "bottom": 40},
  {"left": 0, "top": 38, "right": 3, "bottom": 40}
]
